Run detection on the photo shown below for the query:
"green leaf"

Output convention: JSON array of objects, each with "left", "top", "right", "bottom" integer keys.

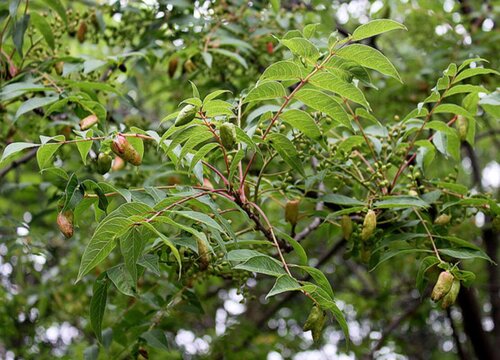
[
  {"left": 107, "top": 264, "right": 135, "bottom": 297},
  {"left": 138, "top": 254, "right": 160, "bottom": 276},
  {"left": 309, "top": 71, "right": 370, "bottom": 109},
  {"left": 244, "top": 81, "right": 286, "bottom": 103},
  {"left": 84, "top": 345, "right": 99, "bottom": 360},
  {"left": 373, "top": 196, "right": 429, "bottom": 209},
  {"left": 172, "top": 210, "right": 224, "bottom": 232},
  {"left": 1, "top": 142, "right": 38, "bottom": 162},
  {"left": 294, "top": 265, "right": 334, "bottom": 299},
  {"left": 280, "top": 109, "right": 321, "bottom": 140},
  {"left": 267, "top": 133, "right": 305, "bottom": 176},
  {"left": 270, "top": 0, "right": 280, "bottom": 13},
  {"left": 141, "top": 329, "right": 169, "bottom": 350},
  {"left": 438, "top": 248, "right": 493, "bottom": 263},
  {"left": 260, "top": 61, "right": 302, "bottom": 82},
  {"left": 63, "top": 173, "right": 84, "bottom": 211},
  {"left": 90, "top": 276, "right": 109, "bottom": 343},
  {"left": 453, "top": 68, "right": 499, "bottom": 83},
  {"left": 227, "top": 249, "right": 278, "bottom": 263},
  {"left": 266, "top": 275, "right": 301, "bottom": 298},
  {"left": 433, "top": 104, "right": 475, "bottom": 119},
  {"left": 294, "top": 89, "right": 350, "bottom": 128},
  {"left": 210, "top": 48, "right": 248, "bottom": 69},
  {"left": 416, "top": 256, "right": 440, "bottom": 293},
  {"left": 77, "top": 203, "right": 153, "bottom": 282},
  {"left": 13, "top": 14, "right": 30, "bottom": 56},
  {"left": 37, "top": 135, "right": 64, "bottom": 169},
  {"left": 281, "top": 37, "right": 320, "bottom": 62},
  {"left": 322, "top": 194, "right": 364, "bottom": 206},
  {"left": 204, "top": 90, "right": 232, "bottom": 103},
  {"left": 234, "top": 255, "right": 287, "bottom": 276},
  {"left": 140, "top": 221, "right": 182, "bottom": 273},
  {"left": 444, "top": 85, "right": 488, "bottom": 98},
  {"left": 75, "top": 130, "right": 93, "bottom": 165},
  {"left": 338, "top": 135, "right": 364, "bottom": 154},
  {"left": 188, "top": 143, "right": 219, "bottom": 173},
  {"left": 15, "top": 96, "right": 59, "bottom": 120},
  {"left": 335, "top": 44, "right": 402, "bottom": 82},
  {"left": 120, "top": 227, "right": 146, "bottom": 285},
  {"left": 31, "top": 12, "right": 55, "bottom": 49},
  {"left": 352, "top": 19, "right": 407, "bottom": 41}
]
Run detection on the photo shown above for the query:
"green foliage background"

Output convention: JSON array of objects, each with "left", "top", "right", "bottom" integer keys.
[{"left": 0, "top": 1, "right": 498, "bottom": 359}]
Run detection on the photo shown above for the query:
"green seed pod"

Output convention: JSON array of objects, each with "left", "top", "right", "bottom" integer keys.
[
  {"left": 79, "top": 114, "right": 98, "bottom": 130},
  {"left": 434, "top": 214, "right": 451, "bottom": 225},
  {"left": 197, "top": 238, "right": 211, "bottom": 271},
  {"left": 303, "top": 305, "right": 326, "bottom": 342},
  {"left": 57, "top": 210, "right": 74, "bottom": 238},
  {"left": 441, "top": 279, "right": 460, "bottom": 309},
  {"left": 175, "top": 104, "right": 198, "bottom": 126},
  {"left": 341, "top": 215, "right": 353, "bottom": 240},
  {"left": 77, "top": 21, "right": 87, "bottom": 43},
  {"left": 456, "top": 115, "right": 468, "bottom": 141},
  {"left": 111, "top": 134, "right": 142, "bottom": 166},
  {"left": 361, "top": 210, "right": 377, "bottom": 241},
  {"left": 285, "top": 199, "right": 300, "bottom": 226},
  {"left": 220, "top": 123, "right": 237, "bottom": 150},
  {"left": 431, "top": 271, "right": 454, "bottom": 302},
  {"left": 97, "top": 153, "right": 112, "bottom": 174}
]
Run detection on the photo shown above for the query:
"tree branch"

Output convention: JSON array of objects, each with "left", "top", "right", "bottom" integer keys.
[{"left": 0, "top": 148, "right": 37, "bottom": 179}]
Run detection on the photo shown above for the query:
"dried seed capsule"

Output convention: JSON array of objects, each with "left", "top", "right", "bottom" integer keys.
[
  {"left": 97, "top": 153, "right": 112, "bottom": 174},
  {"left": 57, "top": 210, "right": 74, "bottom": 238},
  {"left": 197, "top": 238, "right": 210, "bottom": 271},
  {"left": 54, "top": 61, "right": 64, "bottom": 75},
  {"left": 220, "top": 123, "right": 237, "bottom": 150},
  {"left": 111, "top": 134, "right": 142, "bottom": 166},
  {"left": 303, "top": 305, "right": 326, "bottom": 342},
  {"left": 175, "top": 104, "right": 198, "bottom": 126},
  {"left": 441, "top": 279, "right": 460, "bottom": 309},
  {"left": 434, "top": 214, "right": 451, "bottom": 225},
  {"left": 112, "top": 156, "right": 125, "bottom": 171},
  {"left": 456, "top": 115, "right": 468, "bottom": 141},
  {"left": 183, "top": 59, "right": 196, "bottom": 73},
  {"left": 77, "top": 21, "right": 87, "bottom": 43},
  {"left": 168, "top": 57, "right": 179, "bottom": 78},
  {"left": 285, "top": 199, "right": 300, "bottom": 226},
  {"left": 341, "top": 215, "right": 353, "bottom": 240},
  {"left": 361, "top": 210, "right": 377, "bottom": 241},
  {"left": 79, "top": 114, "right": 98, "bottom": 130},
  {"left": 431, "top": 271, "right": 454, "bottom": 302}
]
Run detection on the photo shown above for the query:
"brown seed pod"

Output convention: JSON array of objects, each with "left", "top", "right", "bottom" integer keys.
[
  {"left": 112, "top": 156, "right": 125, "bottom": 171},
  {"left": 361, "top": 210, "right": 377, "bottom": 241},
  {"left": 77, "top": 21, "right": 87, "bottom": 43},
  {"left": 441, "top": 279, "right": 460, "bottom": 309},
  {"left": 54, "top": 61, "right": 64, "bottom": 75},
  {"left": 431, "top": 271, "right": 454, "bottom": 302},
  {"left": 168, "top": 57, "right": 179, "bottom": 78},
  {"left": 341, "top": 215, "right": 353, "bottom": 240},
  {"left": 197, "top": 238, "right": 211, "bottom": 271},
  {"left": 183, "top": 59, "right": 196, "bottom": 73},
  {"left": 220, "top": 123, "right": 237, "bottom": 150},
  {"left": 266, "top": 41, "right": 274, "bottom": 54},
  {"left": 110, "top": 134, "right": 142, "bottom": 166},
  {"left": 79, "top": 114, "right": 98, "bottom": 130},
  {"left": 434, "top": 214, "right": 451, "bottom": 225},
  {"left": 285, "top": 199, "right": 300, "bottom": 226},
  {"left": 57, "top": 210, "right": 74, "bottom": 238}
]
